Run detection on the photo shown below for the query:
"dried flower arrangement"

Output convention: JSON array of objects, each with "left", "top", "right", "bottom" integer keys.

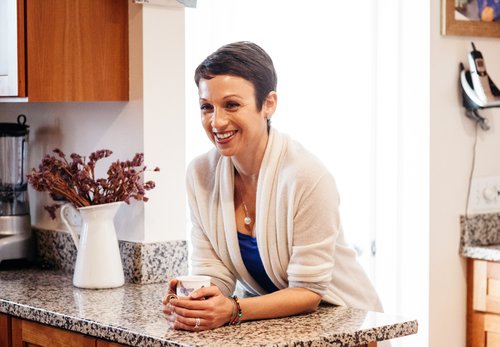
[{"left": 27, "top": 149, "right": 159, "bottom": 219}]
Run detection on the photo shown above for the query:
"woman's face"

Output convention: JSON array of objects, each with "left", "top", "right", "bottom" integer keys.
[{"left": 198, "top": 75, "right": 274, "bottom": 159}]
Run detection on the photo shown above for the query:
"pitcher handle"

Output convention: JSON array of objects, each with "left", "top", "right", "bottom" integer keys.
[{"left": 60, "top": 204, "right": 80, "bottom": 251}]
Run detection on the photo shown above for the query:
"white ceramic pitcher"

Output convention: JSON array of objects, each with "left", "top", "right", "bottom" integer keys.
[{"left": 61, "top": 201, "right": 125, "bottom": 289}]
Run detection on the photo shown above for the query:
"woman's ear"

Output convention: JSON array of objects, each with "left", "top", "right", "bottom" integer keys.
[{"left": 263, "top": 91, "right": 278, "bottom": 120}]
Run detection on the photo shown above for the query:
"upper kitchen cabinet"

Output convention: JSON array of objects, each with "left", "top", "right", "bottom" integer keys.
[{"left": 7, "top": 0, "right": 129, "bottom": 101}]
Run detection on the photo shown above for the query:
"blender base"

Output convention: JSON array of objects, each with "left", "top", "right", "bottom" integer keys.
[{"left": 0, "top": 215, "right": 34, "bottom": 264}]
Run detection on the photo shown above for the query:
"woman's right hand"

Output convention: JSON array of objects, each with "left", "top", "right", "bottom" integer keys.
[
  {"left": 162, "top": 278, "right": 179, "bottom": 315},
  {"left": 167, "top": 285, "right": 235, "bottom": 330}
]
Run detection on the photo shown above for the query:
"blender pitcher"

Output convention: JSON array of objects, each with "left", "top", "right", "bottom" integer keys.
[{"left": 0, "top": 114, "right": 33, "bottom": 264}]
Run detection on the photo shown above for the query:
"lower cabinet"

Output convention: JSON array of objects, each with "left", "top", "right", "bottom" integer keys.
[
  {"left": 0, "top": 314, "right": 125, "bottom": 347},
  {"left": 467, "top": 258, "right": 500, "bottom": 347},
  {"left": 0, "top": 314, "right": 11, "bottom": 347}
]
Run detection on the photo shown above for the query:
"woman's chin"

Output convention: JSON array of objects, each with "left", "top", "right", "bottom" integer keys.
[{"left": 216, "top": 147, "right": 235, "bottom": 157}]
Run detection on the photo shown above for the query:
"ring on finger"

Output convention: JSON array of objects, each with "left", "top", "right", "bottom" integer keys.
[
  {"left": 165, "top": 294, "right": 177, "bottom": 304},
  {"left": 194, "top": 317, "right": 201, "bottom": 329}
]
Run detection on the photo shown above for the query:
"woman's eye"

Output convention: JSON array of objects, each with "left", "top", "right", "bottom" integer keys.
[
  {"left": 200, "top": 104, "right": 213, "bottom": 112},
  {"left": 225, "top": 101, "right": 240, "bottom": 110}
]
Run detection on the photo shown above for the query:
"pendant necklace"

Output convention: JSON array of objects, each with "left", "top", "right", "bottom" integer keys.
[{"left": 237, "top": 177, "right": 253, "bottom": 227}]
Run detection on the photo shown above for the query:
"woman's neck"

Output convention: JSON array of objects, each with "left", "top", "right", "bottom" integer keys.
[{"left": 232, "top": 131, "right": 269, "bottom": 184}]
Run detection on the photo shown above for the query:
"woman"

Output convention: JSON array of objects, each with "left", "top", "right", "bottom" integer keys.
[{"left": 163, "top": 41, "right": 382, "bottom": 331}]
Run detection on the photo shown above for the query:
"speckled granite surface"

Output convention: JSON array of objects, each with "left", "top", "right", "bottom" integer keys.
[
  {"left": 34, "top": 228, "right": 188, "bottom": 284},
  {"left": 460, "top": 213, "right": 500, "bottom": 261},
  {"left": 0, "top": 269, "right": 417, "bottom": 347},
  {"left": 461, "top": 244, "right": 500, "bottom": 261}
]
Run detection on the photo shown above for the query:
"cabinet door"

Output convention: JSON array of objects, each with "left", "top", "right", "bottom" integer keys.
[
  {"left": 11, "top": 318, "right": 95, "bottom": 347},
  {"left": 0, "top": 313, "right": 12, "bottom": 347},
  {"left": 472, "top": 259, "right": 500, "bottom": 314},
  {"left": 26, "top": 0, "right": 129, "bottom": 101}
]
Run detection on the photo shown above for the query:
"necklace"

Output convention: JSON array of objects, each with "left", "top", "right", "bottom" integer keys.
[{"left": 236, "top": 178, "right": 253, "bottom": 227}]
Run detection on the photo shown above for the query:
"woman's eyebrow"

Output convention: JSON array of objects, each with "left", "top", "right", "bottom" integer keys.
[{"left": 222, "top": 94, "right": 243, "bottom": 100}]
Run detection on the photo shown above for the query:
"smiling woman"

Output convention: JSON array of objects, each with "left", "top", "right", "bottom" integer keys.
[
  {"left": 185, "top": 0, "right": 378, "bottom": 284},
  {"left": 184, "top": 2, "right": 429, "bottom": 346},
  {"left": 165, "top": 41, "right": 382, "bottom": 332}
]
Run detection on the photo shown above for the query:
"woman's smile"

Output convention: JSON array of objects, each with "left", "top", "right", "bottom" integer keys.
[{"left": 214, "top": 130, "right": 238, "bottom": 144}]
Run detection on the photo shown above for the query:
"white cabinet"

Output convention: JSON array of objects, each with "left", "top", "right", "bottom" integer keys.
[{"left": 0, "top": 0, "right": 18, "bottom": 96}]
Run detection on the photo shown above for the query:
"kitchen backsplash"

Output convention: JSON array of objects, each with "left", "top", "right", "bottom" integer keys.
[{"left": 34, "top": 228, "right": 188, "bottom": 284}]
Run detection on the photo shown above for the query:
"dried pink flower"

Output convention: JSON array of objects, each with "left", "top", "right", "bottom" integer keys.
[{"left": 27, "top": 149, "right": 159, "bottom": 219}]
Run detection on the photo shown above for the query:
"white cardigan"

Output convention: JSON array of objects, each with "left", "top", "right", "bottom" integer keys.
[{"left": 187, "top": 129, "right": 382, "bottom": 312}]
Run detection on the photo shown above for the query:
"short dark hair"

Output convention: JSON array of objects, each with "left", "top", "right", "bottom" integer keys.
[{"left": 194, "top": 41, "right": 277, "bottom": 111}]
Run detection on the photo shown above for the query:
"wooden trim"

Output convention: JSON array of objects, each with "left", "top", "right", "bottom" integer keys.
[
  {"left": 468, "top": 311, "right": 487, "bottom": 347},
  {"left": 11, "top": 318, "right": 22, "bottom": 347},
  {"left": 16, "top": 0, "right": 26, "bottom": 97},
  {"left": 12, "top": 318, "right": 95, "bottom": 347},
  {"left": 0, "top": 313, "right": 12, "bottom": 347},
  {"left": 474, "top": 260, "right": 488, "bottom": 311},
  {"left": 468, "top": 259, "right": 486, "bottom": 347}
]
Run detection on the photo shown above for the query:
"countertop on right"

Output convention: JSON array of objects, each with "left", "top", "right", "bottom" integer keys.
[{"left": 460, "top": 212, "right": 500, "bottom": 261}]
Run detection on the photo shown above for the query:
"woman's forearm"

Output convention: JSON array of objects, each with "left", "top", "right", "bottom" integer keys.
[{"left": 236, "top": 287, "right": 321, "bottom": 322}]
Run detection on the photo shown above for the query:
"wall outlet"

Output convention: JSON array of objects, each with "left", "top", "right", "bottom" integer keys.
[{"left": 468, "top": 175, "right": 500, "bottom": 213}]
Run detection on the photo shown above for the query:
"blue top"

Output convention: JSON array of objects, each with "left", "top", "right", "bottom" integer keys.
[{"left": 237, "top": 231, "right": 279, "bottom": 293}]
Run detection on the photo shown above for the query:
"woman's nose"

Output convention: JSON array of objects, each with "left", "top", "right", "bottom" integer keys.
[{"left": 211, "top": 108, "right": 227, "bottom": 128}]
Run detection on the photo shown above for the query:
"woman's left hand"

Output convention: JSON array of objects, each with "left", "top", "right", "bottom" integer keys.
[{"left": 165, "top": 285, "right": 234, "bottom": 331}]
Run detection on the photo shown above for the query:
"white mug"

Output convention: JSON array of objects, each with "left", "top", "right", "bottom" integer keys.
[{"left": 176, "top": 275, "right": 211, "bottom": 297}]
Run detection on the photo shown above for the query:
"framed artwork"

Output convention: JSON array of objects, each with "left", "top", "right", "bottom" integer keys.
[{"left": 442, "top": 0, "right": 500, "bottom": 37}]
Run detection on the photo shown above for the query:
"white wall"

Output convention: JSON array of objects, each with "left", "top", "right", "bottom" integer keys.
[
  {"left": 0, "top": 102, "right": 145, "bottom": 240},
  {"left": 0, "top": 2, "right": 186, "bottom": 243},
  {"left": 430, "top": 2, "right": 500, "bottom": 346}
]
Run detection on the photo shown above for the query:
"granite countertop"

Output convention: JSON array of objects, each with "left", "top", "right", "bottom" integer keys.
[
  {"left": 0, "top": 269, "right": 417, "bottom": 347},
  {"left": 460, "top": 213, "right": 500, "bottom": 261},
  {"left": 461, "top": 244, "right": 500, "bottom": 261}
]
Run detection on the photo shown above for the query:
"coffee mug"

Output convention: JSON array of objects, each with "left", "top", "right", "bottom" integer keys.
[{"left": 176, "top": 275, "right": 211, "bottom": 297}]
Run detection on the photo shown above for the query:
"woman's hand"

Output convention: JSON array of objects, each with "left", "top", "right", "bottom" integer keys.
[
  {"left": 165, "top": 285, "right": 234, "bottom": 331},
  {"left": 165, "top": 278, "right": 178, "bottom": 297},
  {"left": 162, "top": 278, "right": 180, "bottom": 315}
]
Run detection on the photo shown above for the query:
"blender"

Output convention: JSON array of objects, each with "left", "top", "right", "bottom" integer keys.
[{"left": 0, "top": 114, "right": 33, "bottom": 264}]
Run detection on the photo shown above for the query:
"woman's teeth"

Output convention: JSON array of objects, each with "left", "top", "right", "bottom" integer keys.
[{"left": 215, "top": 131, "right": 236, "bottom": 140}]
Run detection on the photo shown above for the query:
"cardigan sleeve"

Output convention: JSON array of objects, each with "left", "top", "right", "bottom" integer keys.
[
  {"left": 190, "top": 221, "right": 237, "bottom": 296},
  {"left": 187, "top": 160, "right": 237, "bottom": 297},
  {"left": 287, "top": 172, "right": 340, "bottom": 296}
]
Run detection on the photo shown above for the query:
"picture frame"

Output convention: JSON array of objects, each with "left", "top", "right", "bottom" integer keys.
[{"left": 441, "top": 0, "right": 500, "bottom": 37}]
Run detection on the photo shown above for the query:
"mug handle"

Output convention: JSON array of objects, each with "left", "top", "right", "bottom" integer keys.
[{"left": 60, "top": 204, "right": 80, "bottom": 251}]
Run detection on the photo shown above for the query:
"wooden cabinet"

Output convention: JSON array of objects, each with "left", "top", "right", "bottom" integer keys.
[
  {"left": 0, "top": 314, "right": 127, "bottom": 347},
  {"left": 11, "top": 318, "right": 95, "bottom": 347},
  {"left": 467, "top": 258, "right": 500, "bottom": 347},
  {"left": 14, "top": 0, "right": 129, "bottom": 101},
  {"left": 0, "top": 314, "right": 12, "bottom": 347}
]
